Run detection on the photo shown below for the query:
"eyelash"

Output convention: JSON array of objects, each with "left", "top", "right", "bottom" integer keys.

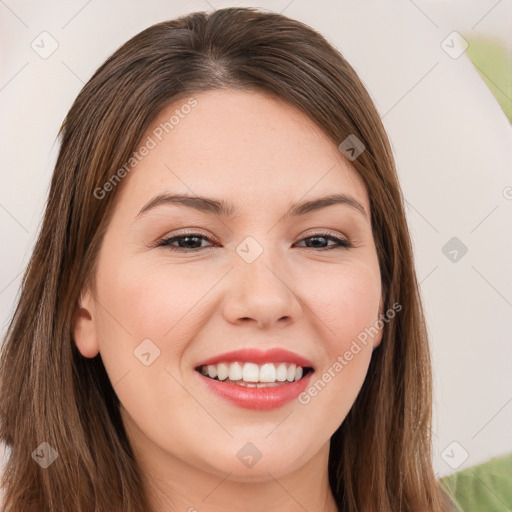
[{"left": 156, "top": 231, "right": 353, "bottom": 252}]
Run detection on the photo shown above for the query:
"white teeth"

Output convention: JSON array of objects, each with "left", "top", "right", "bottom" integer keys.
[
  {"left": 276, "top": 363, "right": 288, "bottom": 381},
  {"left": 259, "top": 363, "right": 277, "bottom": 382},
  {"left": 228, "top": 362, "right": 243, "bottom": 381},
  {"left": 198, "top": 361, "right": 308, "bottom": 384},
  {"left": 217, "top": 363, "right": 229, "bottom": 381},
  {"left": 234, "top": 381, "right": 281, "bottom": 388},
  {"left": 242, "top": 362, "right": 260, "bottom": 382}
]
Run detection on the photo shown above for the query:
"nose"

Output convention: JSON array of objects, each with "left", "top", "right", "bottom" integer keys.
[{"left": 221, "top": 249, "right": 303, "bottom": 329}]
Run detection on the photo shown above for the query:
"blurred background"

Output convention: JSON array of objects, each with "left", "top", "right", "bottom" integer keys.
[{"left": 1, "top": 0, "right": 511, "bottom": 506}]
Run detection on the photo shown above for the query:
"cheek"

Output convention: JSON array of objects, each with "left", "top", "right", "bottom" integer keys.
[
  {"left": 92, "top": 260, "right": 204, "bottom": 433},
  {"left": 299, "top": 258, "right": 381, "bottom": 350},
  {"left": 95, "top": 248, "right": 381, "bottom": 373},
  {"left": 98, "top": 258, "right": 206, "bottom": 349},
  {"left": 295, "top": 259, "right": 381, "bottom": 418},
  {"left": 94, "top": 257, "right": 214, "bottom": 368}
]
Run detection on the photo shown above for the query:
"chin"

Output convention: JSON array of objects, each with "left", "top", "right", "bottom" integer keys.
[{"left": 195, "top": 441, "right": 313, "bottom": 483}]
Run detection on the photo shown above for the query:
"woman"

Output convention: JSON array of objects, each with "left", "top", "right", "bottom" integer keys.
[{"left": 0, "top": 7, "right": 453, "bottom": 512}]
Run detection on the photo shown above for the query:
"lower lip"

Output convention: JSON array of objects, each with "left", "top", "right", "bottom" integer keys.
[{"left": 196, "top": 371, "right": 313, "bottom": 410}]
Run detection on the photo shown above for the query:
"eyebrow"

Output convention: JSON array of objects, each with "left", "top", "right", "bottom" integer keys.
[{"left": 136, "top": 192, "right": 368, "bottom": 220}]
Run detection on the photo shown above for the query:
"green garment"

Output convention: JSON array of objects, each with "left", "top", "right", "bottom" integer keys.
[{"left": 441, "top": 453, "right": 512, "bottom": 512}]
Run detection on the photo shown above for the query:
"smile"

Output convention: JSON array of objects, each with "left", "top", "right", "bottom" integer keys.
[
  {"left": 196, "top": 361, "right": 311, "bottom": 386},
  {"left": 194, "top": 348, "right": 315, "bottom": 410}
]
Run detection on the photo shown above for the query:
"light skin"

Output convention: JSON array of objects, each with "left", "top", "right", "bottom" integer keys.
[{"left": 73, "top": 89, "right": 383, "bottom": 512}]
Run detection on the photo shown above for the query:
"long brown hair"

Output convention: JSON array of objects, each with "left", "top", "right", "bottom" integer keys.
[{"left": 0, "top": 7, "right": 453, "bottom": 511}]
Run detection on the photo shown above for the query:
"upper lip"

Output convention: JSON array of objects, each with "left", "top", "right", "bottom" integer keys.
[{"left": 195, "top": 348, "right": 314, "bottom": 369}]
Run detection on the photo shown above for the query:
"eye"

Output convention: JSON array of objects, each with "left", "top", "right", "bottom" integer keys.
[
  {"left": 156, "top": 232, "right": 217, "bottom": 252},
  {"left": 294, "top": 232, "right": 353, "bottom": 251},
  {"left": 156, "top": 231, "right": 352, "bottom": 252}
]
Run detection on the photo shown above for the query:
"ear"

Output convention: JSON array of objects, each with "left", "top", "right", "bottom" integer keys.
[
  {"left": 72, "top": 289, "right": 100, "bottom": 358},
  {"left": 372, "top": 296, "right": 385, "bottom": 350}
]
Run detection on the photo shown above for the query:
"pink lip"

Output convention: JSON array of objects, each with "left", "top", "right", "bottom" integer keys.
[
  {"left": 194, "top": 348, "right": 314, "bottom": 368},
  {"left": 196, "top": 371, "right": 313, "bottom": 410}
]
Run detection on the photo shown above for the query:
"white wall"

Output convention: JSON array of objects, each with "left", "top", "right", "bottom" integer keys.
[{"left": 1, "top": 0, "right": 511, "bottom": 480}]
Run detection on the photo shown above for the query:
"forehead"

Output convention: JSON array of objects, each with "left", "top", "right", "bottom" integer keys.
[{"left": 115, "top": 89, "right": 370, "bottom": 216}]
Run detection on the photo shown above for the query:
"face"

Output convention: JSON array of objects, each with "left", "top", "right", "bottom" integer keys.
[{"left": 74, "top": 89, "right": 383, "bottom": 484}]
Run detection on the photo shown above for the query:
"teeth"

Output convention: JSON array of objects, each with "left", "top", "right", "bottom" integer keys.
[
  {"left": 217, "top": 363, "right": 229, "bottom": 381},
  {"left": 242, "top": 362, "right": 260, "bottom": 382},
  {"left": 259, "top": 363, "right": 276, "bottom": 382},
  {"left": 276, "top": 363, "right": 288, "bottom": 381},
  {"left": 232, "top": 381, "right": 282, "bottom": 388},
  {"left": 286, "top": 364, "right": 296, "bottom": 382},
  {"left": 228, "top": 362, "right": 243, "bottom": 381},
  {"left": 198, "top": 361, "right": 308, "bottom": 384}
]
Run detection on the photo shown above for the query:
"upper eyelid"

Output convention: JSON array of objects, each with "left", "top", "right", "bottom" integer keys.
[{"left": 158, "top": 228, "right": 348, "bottom": 241}]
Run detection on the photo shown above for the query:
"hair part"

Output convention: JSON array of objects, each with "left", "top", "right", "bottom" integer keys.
[{"left": 0, "top": 7, "right": 453, "bottom": 511}]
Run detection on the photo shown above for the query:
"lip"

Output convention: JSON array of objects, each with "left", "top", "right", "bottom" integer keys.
[
  {"left": 194, "top": 348, "right": 314, "bottom": 368},
  {"left": 196, "top": 370, "right": 314, "bottom": 410}
]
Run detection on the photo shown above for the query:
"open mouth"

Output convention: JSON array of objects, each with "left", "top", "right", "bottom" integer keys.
[{"left": 195, "top": 361, "right": 314, "bottom": 388}]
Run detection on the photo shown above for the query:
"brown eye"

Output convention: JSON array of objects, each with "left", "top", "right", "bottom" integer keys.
[
  {"left": 155, "top": 232, "right": 352, "bottom": 252},
  {"left": 157, "top": 233, "right": 217, "bottom": 252},
  {"left": 295, "top": 233, "right": 352, "bottom": 250}
]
